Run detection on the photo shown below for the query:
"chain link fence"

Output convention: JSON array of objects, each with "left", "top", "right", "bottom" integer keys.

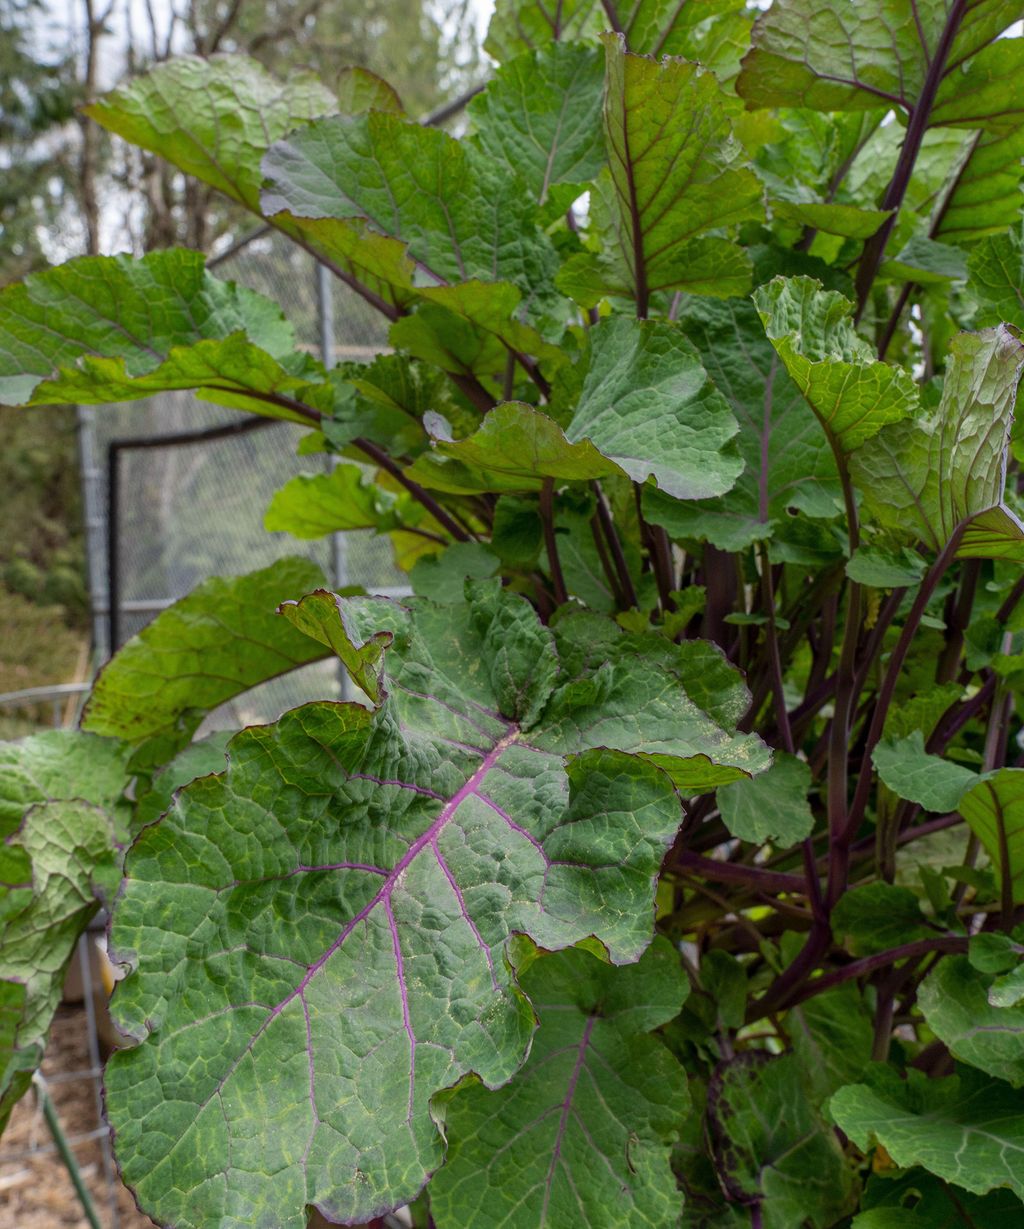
[{"left": 78, "top": 227, "right": 407, "bottom": 730}]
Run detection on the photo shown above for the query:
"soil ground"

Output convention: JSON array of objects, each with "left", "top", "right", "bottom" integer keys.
[{"left": 0, "top": 1005, "right": 152, "bottom": 1229}]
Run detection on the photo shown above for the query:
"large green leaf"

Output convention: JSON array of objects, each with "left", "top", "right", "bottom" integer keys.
[
  {"left": 405, "top": 401, "right": 625, "bottom": 495},
  {"left": 872, "top": 731, "right": 979, "bottom": 813},
  {"left": 566, "top": 317, "right": 742, "bottom": 501},
  {"left": 706, "top": 1053, "right": 858, "bottom": 1228},
  {"left": 644, "top": 297, "right": 841, "bottom": 550},
  {"left": 958, "top": 769, "right": 1024, "bottom": 905},
  {"left": 87, "top": 55, "right": 416, "bottom": 312},
  {"left": 594, "top": 34, "right": 762, "bottom": 304},
  {"left": 0, "top": 800, "right": 117, "bottom": 1131},
  {"left": 851, "top": 327, "right": 1024, "bottom": 559},
  {"left": 105, "top": 584, "right": 766, "bottom": 1227},
  {"left": 82, "top": 558, "right": 331, "bottom": 770},
  {"left": 831, "top": 883, "right": 932, "bottom": 956},
  {"left": 830, "top": 1066, "right": 1024, "bottom": 1200},
  {"left": 737, "top": 1, "right": 1019, "bottom": 116},
  {"left": 929, "top": 127, "right": 1024, "bottom": 244},
  {"left": 919, "top": 956, "right": 1024, "bottom": 1088},
  {"left": 715, "top": 752, "right": 815, "bottom": 846},
  {"left": 753, "top": 276, "right": 918, "bottom": 454},
  {"left": 0, "top": 249, "right": 327, "bottom": 422},
  {"left": 87, "top": 55, "right": 335, "bottom": 213},
  {"left": 788, "top": 986, "right": 875, "bottom": 1106},
  {"left": 431, "top": 938, "right": 689, "bottom": 1229},
  {"left": 469, "top": 42, "right": 605, "bottom": 208},
  {"left": 260, "top": 110, "right": 558, "bottom": 312}
]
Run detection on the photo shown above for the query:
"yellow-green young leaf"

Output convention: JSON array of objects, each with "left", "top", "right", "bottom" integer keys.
[
  {"left": 265, "top": 463, "right": 414, "bottom": 538},
  {"left": 598, "top": 33, "right": 762, "bottom": 305},
  {"left": 335, "top": 66, "right": 404, "bottom": 115},
  {"left": 0, "top": 250, "right": 329, "bottom": 423},
  {"left": 707, "top": 1054, "right": 858, "bottom": 1227},
  {"left": 850, "top": 326, "right": 1024, "bottom": 559},
  {"left": 566, "top": 317, "right": 742, "bottom": 501},
  {"left": 82, "top": 558, "right": 331, "bottom": 770},
  {"left": 737, "top": 1, "right": 1019, "bottom": 116},
  {"left": 919, "top": 956, "right": 1024, "bottom": 1088},
  {"left": 405, "top": 401, "right": 626, "bottom": 495},
  {"left": 105, "top": 584, "right": 766, "bottom": 1228},
  {"left": 771, "top": 199, "right": 894, "bottom": 240},
  {"left": 643, "top": 296, "right": 841, "bottom": 552},
  {"left": 469, "top": 42, "right": 605, "bottom": 208},
  {"left": 431, "top": 939, "right": 690, "bottom": 1229},
  {"left": 752, "top": 276, "right": 919, "bottom": 453},
  {"left": 928, "top": 127, "right": 1024, "bottom": 244},
  {"left": 959, "top": 769, "right": 1024, "bottom": 906},
  {"left": 830, "top": 1066, "right": 1024, "bottom": 1200}
]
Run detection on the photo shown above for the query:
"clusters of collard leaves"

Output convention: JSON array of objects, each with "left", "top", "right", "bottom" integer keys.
[{"left": 4, "top": 1, "right": 1024, "bottom": 1226}]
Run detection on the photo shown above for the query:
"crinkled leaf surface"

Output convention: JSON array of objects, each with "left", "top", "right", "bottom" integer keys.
[
  {"left": 0, "top": 800, "right": 116, "bottom": 1130},
  {"left": 643, "top": 297, "right": 841, "bottom": 550},
  {"left": 335, "top": 66, "right": 403, "bottom": 116},
  {"left": 86, "top": 55, "right": 418, "bottom": 311},
  {"left": 82, "top": 558, "right": 329, "bottom": 770},
  {"left": 753, "top": 276, "right": 918, "bottom": 453},
  {"left": 431, "top": 938, "right": 689, "bottom": 1229},
  {"left": 565, "top": 317, "right": 742, "bottom": 501},
  {"left": 106, "top": 585, "right": 767, "bottom": 1228},
  {"left": 736, "top": 0, "right": 1018, "bottom": 114},
  {"left": 405, "top": 401, "right": 625, "bottom": 495},
  {"left": 260, "top": 110, "right": 557, "bottom": 310},
  {"left": 469, "top": 42, "right": 605, "bottom": 208},
  {"left": 872, "top": 731, "right": 979, "bottom": 813},
  {"left": 958, "top": 769, "right": 1024, "bottom": 906},
  {"left": 86, "top": 54, "right": 335, "bottom": 213},
  {"left": 919, "top": 956, "right": 1024, "bottom": 1087},
  {"left": 715, "top": 752, "right": 815, "bottom": 847},
  {"left": 850, "top": 326, "right": 1024, "bottom": 558},
  {"left": 830, "top": 1066, "right": 1024, "bottom": 1199},
  {"left": 0, "top": 729, "right": 131, "bottom": 841},
  {"left": 707, "top": 1053, "right": 857, "bottom": 1229},
  {"left": 0, "top": 249, "right": 326, "bottom": 421},
  {"left": 597, "top": 34, "right": 761, "bottom": 302}
]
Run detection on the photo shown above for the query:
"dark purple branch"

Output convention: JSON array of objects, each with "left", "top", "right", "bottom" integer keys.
[
  {"left": 759, "top": 936, "right": 970, "bottom": 1017},
  {"left": 673, "top": 850, "right": 805, "bottom": 897},
  {"left": 354, "top": 436, "right": 471, "bottom": 543},
  {"left": 854, "top": 0, "right": 968, "bottom": 316},
  {"left": 592, "top": 482, "right": 639, "bottom": 608},
  {"left": 540, "top": 478, "right": 568, "bottom": 607}
]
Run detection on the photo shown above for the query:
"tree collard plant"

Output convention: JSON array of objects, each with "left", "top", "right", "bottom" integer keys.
[{"left": 3, "top": 2, "right": 1024, "bottom": 1225}]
